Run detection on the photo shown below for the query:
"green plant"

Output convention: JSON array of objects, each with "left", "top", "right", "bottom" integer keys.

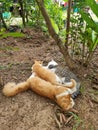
[
  {"left": 80, "top": 0, "right": 98, "bottom": 33},
  {"left": 0, "top": 32, "right": 25, "bottom": 39},
  {"left": 69, "top": 0, "right": 98, "bottom": 66},
  {"left": 0, "top": 46, "right": 19, "bottom": 51},
  {"left": 82, "top": 28, "right": 98, "bottom": 65},
  {"left": 70, "top": 112, "right": 83, "bottom": 130},
  {"left": 45, "top": 0, "right": 66, "bottom": 35}
]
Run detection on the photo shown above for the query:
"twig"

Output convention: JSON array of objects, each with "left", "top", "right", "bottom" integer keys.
[
  {"left": 88, "top": 99, "right": 94, "bottom": 108},
  {"left": 69, "top": 108, "right": 79, "bottom": 114},
  {"left": 65, "top": 115, "right": 74, "bottom": 125},
  {"left": 91, "top": 97, "right": 98, "bottom": 104},
  {"left": 54, "top": 115, "right": 62, "bottom": 129},
  {"left": 61, "top": 113, "right": 66, "bottom": 123},
  {"left": 59, "top": 113, "right": 63, "bottom": 124},
  {"left": 89, "top": 93, "right": 98, "bottom": 104}
]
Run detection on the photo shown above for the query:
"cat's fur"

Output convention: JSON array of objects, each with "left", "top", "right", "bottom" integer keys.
[
  {"left": 2, "top": 60, "right": 77, "bottom": 111},
  {"left": 2, "top": 82, "right": 29, "bottom": 97},
  {"left": 47, "top": 59, "right": 58, "bottom": 72},
  {"left": 32, "top": 60, "right": 63, "bottom": 85},
  {"left": 29, "top": 60, "right": 58, "bottom": 79}
]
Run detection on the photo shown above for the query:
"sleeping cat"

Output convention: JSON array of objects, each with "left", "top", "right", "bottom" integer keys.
[
  {"left": 2, "top": 60, "right": 77, "bottom": 111},
  {"left": 2, "top": 76, "right": 76, "bottom": 111},
  {"left": 32, "top": 60, "right": 64, "bottom": 85},
  {"left": 29, "top": 59, "right": 58, "bottom": 79},
  {"left": 47, "top": 59, "right": 58, "bottom": 72}
]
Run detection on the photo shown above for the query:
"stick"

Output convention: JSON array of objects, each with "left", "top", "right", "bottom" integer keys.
[
  {"left": 65, "top": 115, "right": 74, "bottom": 125},
  {"left": 54, "top": 115, "right": 62, "bottom": 129}
]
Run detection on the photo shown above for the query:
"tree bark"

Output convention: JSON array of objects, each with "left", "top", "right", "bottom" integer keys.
[
  {"left": 18, "top": 0, "right": 26, "bottom": 27},
  {"left": 65, "top": 0, "right": 72, "bottom": 46}
]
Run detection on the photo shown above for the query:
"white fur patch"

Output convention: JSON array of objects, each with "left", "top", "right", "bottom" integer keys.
[
  {"left": 71, "top": 86, "right": 77, "bottom": 94},
  {"left": 64, "top": 82, "right": 73, "bottom": 86},
  {"left": 56, "top": 87, "right": 76, "bottom": 98},
  {"left": 64, "top": 81, "right": 77, "bottom": 94},
  {"left": 56, "top": 89, "right": 70, "bottom": 98},
  {"left": 56, "top": 75, "right": 62, "bottom": 84},
  {"left": 61, "top": 77, "right": 66, "bottom": 84},
  {"left": 47, "top": 59, "right": 58, "bottom": 67},
  {"left": 47, "top": 60, "right": 58, "bottom": 73},
  {"left": 29, "top": 73, "right": 35, "bottom": 79},
  {"left": 70, "top": 98, "right": 75, "bottom": 107},
  {"left": 50, "top": 68, "right": 57, "bottom": 73}
]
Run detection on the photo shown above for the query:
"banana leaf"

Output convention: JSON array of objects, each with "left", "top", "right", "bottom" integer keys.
[
  {"left": 86, "top": 0, "right": 98, "bottom": 18},
  {"left": 91, "top": 32, "right": 98, "bottom": 51},
  {"left": 80, "top": 10, "right": 98, "bottom": 33},
  {"left": 83, "top": 29, "right": 98, "bottom": 52}
]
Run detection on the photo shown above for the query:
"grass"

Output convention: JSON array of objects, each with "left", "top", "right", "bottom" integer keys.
[
  {"left": 0, "top": 65, "right": 7, "bottom": 70},
  {"left": 0, "top": 62, "right": 22, "bottom": 70},
  {"left": 80, "top": 83, "right": 86, "bottom": 94},
  {"left": 0, "top": 46, "right": 20, "bottom": 51},
  {"left": 0, "top": 63, "right": 14, "bottom": 70},
  {"left": 69, "top": 112, "right": 83, "bottom": 130},
  {"left": 0, "top": 32, "right": 25, "bottom": 39}
]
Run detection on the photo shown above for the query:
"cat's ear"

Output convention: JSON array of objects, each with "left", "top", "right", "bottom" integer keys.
[
  {"left": 37, "top": 60, "right": 43, "bottom": 65},
  {"left": 40, "top": 61, "right": 43, "bottom": 64},
  {"left": 34, "top": 59, "right": 36, "bottom": 63},
  {"left": 34, "top": 60, "right": 43, "bottom": 65},
  {"left": 34, "top": 60, "right": 38, "bottom": 64},
  {"left": 51, "top": 59, "right": 54, "bottom": 62}
]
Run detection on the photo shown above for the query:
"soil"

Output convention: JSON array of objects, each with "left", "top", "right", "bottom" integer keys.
[{"left": 0, "top": 28, "right": 98, "bottom": 130}]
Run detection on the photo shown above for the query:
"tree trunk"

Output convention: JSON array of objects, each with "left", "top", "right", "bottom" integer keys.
[
  {"left": 18, "top": 0, "right": 26, "bottom": 27},
  {"left": 35, "top": 0, "right": 79, "bottom": 71},
  {"left": 65, "top": 0, "right": 72, "bottom": 46},
  {"left": 24, "top": 0, "right": 29, "bottom": 23}
]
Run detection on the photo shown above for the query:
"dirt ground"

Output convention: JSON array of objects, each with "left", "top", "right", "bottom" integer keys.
[{"left": 0, "top": 28, "right": 98, "bottom": 130}]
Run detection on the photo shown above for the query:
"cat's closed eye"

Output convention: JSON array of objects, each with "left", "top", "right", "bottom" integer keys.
[{"left": 48, "top": 65, "right": 55, "bottom": 69}]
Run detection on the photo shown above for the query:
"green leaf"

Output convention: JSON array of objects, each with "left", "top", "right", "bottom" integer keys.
[
  {"left": 85, "top": 30, "right": 98, "bottom": 51},
  {"left": 91, "top": 34, "right": 98, "bottom": 51},
  {"left": 50, "top": 18, "right": 59, "bottom": 34},
  {"left": 86, "top": 0, "right": 98, "bottom": 18},
  {"left": 92, "top": 31, "right": 96, "bottom": 43},
  {"left": 80, "top": 10, "right": 98, "bottom": 33}
]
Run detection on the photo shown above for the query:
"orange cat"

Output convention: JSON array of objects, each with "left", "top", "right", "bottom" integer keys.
[
  {"left": 28, "top": 77, "right": 76, "bottom": 110},
  {"left": 2, "top": 60, "right": 77, "bottom": 111},
  {"left": 32, "top": 60, "right": 62, "bottom": 85},
  {"left": 3, "top": 76, "right": 76, "bottom": 111},
  {"left": 2, "top": 81, "right": 29, "bottom": 97}
]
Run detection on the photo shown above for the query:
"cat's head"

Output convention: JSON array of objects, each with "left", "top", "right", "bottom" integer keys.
[
  {"left": 47, "top": 60, "right": 58, "bottom": 72},
  {"left": 34, "top": 60, "right": 43, "bottom": 65},
  {"left": 55, "top": 87, "right": 75, "bottom": 111},
  {"left": 56, "top": 94, "right": 74, "bottom": 111},
  {"left": 31, "top": 60, "right": 43, "bottom": 72}
]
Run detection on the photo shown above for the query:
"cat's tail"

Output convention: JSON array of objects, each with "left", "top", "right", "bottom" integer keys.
[
  {"left": 63, "top": 79, "right": 77, "bottom": 94},
  {"left": 2, "top": 81, "right": 30, "bottom": 97}
]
